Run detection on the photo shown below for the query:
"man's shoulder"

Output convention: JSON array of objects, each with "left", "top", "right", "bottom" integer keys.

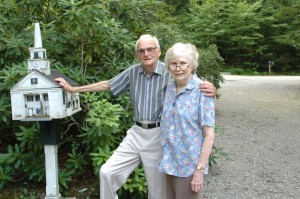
[
  {"left": 129, "top": 63, "right": 145, "bottom": 74},
  {"left": 156, "top": 61, "right": 170, "bottom": 76},
  {"left": 127, "top": 63, "right": 141, "bottom": 70},
  {"left": 157, "top": 61, "right": 167, "bottom": 70},
  {"left": 117, "top": 63, "right": 142, "bottom": 76}
]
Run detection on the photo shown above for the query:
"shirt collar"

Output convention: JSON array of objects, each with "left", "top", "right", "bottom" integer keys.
[
  {"left": 138, "top": 61, "right": 164, "bottom": 76},
  {"left": 170, "top": 76, "right": 198, "bottom": 92}
]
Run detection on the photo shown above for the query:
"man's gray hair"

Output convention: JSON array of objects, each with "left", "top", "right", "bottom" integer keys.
[{"left": 135, "top": 34, "right": 160, "bottom": 51}]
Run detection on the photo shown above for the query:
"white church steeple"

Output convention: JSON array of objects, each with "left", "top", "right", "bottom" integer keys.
[
  {"left": 27, "top": 22, "right": 51, "bottom": 75},
  {"left": 34, "top": 22, "right": 43, "bottom": 48}
]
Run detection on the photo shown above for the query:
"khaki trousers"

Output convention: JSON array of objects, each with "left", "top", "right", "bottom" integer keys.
[{"left": 100, "top": 124, "right": 166, "bottom": 199}]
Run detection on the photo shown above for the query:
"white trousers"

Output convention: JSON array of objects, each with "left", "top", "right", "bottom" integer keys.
[{"left": 100, "top": 124, "right": 166, "bottom": 199}]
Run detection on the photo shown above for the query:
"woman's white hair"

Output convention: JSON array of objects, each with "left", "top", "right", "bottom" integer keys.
[{"left": 164, "top": 42, "right": 199, "bottom": 73}]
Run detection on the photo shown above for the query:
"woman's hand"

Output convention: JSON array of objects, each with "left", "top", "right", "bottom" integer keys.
[{"left": 191, "top": 170, "right": 204, "bottom": 193}]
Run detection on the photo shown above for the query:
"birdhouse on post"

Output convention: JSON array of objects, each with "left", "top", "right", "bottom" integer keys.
[
  {"left": 10, "top": 23, "right": 81, "bottom": 122},
  {"left": 10, "top": 22, "right": 81, "bottom": 199}
]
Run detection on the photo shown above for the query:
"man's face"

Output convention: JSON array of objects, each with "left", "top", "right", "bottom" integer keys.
[{"left": 136, "top": 39, "right": 161, "bottom": 68}]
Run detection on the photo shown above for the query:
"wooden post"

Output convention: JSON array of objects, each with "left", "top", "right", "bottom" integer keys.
[
  {"left": 40, "top": 120, "right": 61, "bottom": 199},
  {"left": 268, "top": 61, "right": 274, "bottom": 75},
  {"left": 44, "top": 145, "right": 61, "bottom": 199}
]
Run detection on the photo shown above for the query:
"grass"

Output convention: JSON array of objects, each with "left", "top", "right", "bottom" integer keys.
[{"left": 223, "top": 67, "right": 300, "bottom": 76}]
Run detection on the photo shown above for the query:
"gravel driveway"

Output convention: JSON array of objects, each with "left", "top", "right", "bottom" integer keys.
[{"left": 202, "top": 75, "right": 300, "bottom": 199}]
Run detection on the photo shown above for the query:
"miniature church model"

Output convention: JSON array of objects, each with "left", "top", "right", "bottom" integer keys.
[{"left": 10, "top": 23, "right": 81, "bottom": 121}]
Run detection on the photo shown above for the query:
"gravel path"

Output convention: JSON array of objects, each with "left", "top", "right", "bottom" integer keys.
[{"left": 202, "top": 75, "right": 300, "bottom": 199}]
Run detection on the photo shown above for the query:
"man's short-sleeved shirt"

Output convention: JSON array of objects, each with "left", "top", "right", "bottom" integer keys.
[
  {"left": 108, "top": 61, "right": 171, "bottom": 122},
  {"left": 158, "top": 76, "right": 215, "bottom": 177}
]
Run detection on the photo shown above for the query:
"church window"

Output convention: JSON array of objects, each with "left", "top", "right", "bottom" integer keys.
[
  {"left": 31, "top": 78, "right": 38, "bottom": 84},
  {"left": 34, "top": 52, "right": 39, "bottom": 58}
]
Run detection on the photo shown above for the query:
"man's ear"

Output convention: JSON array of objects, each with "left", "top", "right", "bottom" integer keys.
[{"left": 158, "top": 49, "right": 162, "bottom": 57}]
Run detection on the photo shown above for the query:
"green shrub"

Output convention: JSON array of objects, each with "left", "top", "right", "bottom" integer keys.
[
  {"left": 0, "top": 165, "right": 13, "bottom": 190},
  {"left": 197, "top": 44, "right": 225, "bottom": 91}
]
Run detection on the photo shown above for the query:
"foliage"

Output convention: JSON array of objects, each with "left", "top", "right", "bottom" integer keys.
[
  {"left": 181, "top": 0, "right": 300, "bottom": 73},
  {"left": 66, "top": 148, "right": 88, "bottom": 175},
  {"left": 80, "top": 98, "right": 125, "bottom": 150},
  {"left": 209, "top": 146, "right": 228, "bottom": 167},
  {"left": 0, "top": 165, "right": 13, "bottom": 190},
  {"left": 13, "top": 188, "right": 40, "bottom": 199},
  {"left": 2, "top": 144, "right": 26, "bottom": 170},
  {"left": 262, "top": 0, "right": 300, "bottom": 73},
  {"left": 209, "top": 125, "right": 228, "bottom": 167},
  {"left": 0, "top": 95, "right": 11, "bottom": 124},
  {"left": 90, "top": 145, "right": 113, "bottom": 175},
  {"left": 0, "top": 62, "right": 28, "bottom": 141},
  {"left": 15, "top": 124, "right": 42, "bottom": 151},
  {"left": 197, "top": 44, "right": 225, "bottom": 90},
  {"left": 119, "top": 166, "right": 148, "bottom": 199},
  {"left": 184, "top": 0, "right": 265, "bottom": 67},
  {"left": 0, "top": 123, "right": 45, "bottom": 187},
  {"left": 59, "top": 169, "right": 73, "bottom": 191}
]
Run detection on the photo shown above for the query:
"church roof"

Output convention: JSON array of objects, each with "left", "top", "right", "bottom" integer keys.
[
  {"left": 42, "top": 69, "right": 79, "bottom": 86},
  {"left": 10, "top": 69, "right": 79, "bottom": 91}
]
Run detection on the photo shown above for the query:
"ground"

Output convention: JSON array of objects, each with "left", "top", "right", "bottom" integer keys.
[
  {"left": 202, "top": 75, "right": 300, "bottom": 199},
  {"left": 1, "top": 174, "right": 99, "bottom": 198}
]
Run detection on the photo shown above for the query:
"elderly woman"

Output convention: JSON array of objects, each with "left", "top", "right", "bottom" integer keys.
[{"left": 158, "top": 43, "right": 215, "bottom": 199}]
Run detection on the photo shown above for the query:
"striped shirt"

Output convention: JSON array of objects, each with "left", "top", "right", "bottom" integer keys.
[{"left": 108, "top": 61, "right": 171, "bottom": 122}]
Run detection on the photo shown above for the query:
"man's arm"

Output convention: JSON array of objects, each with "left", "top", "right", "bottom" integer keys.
[
  {"left": 55, "top": 77, "right": 110, "bottom": 93},
  {"left": 200, "top": 81, "right": 217, "bottom": 97}
]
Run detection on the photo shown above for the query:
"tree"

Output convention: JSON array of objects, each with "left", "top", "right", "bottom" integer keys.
[
  {"left": 263, "top": 0, "right": 300, "bottom": 72},
  {"left": 184, "top": 0, "right": 265, "bottom": 69}
]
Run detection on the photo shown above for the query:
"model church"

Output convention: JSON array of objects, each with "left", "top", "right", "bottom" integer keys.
[{"left": 10, "top": 22, "right": 81, "bottom": 121}]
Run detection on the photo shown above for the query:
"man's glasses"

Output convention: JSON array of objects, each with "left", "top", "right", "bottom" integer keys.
[
  {"left": 137, "top": 47, "right": 158, "bottom": 54},
  {"left": 169, "top": 62, "right": 190, "bottom": 71}
]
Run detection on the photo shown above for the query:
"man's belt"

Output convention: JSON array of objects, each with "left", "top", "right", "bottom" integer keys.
[{"left": 135, "top": 121, "right": 160, "bottom": 129}]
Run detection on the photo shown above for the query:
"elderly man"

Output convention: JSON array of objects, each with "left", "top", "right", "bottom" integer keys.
[{"left": 55, "top": 34, "right": 216, "bottom": 199}]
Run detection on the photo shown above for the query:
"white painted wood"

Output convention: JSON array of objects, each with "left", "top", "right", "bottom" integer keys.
[
  {"left": 44, "top": 145, "right": 61, "bottom": 199},
  {"left": 34, "top": 23, "right": 43, "bottom": 48},
  {"left": 10, "top": 72, "right": 81, "bottom": 121}
]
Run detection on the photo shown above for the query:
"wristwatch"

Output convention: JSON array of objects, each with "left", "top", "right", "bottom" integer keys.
[{"left": 196, "top": 165, "right": 205, "bottom": 174}]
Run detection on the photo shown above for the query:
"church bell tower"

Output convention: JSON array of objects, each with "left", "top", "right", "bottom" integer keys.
[{"left": 27, "top": 23, "right": 51, "bottom": 75}]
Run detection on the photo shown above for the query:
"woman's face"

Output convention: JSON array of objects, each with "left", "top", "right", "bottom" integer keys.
[{"left": 169, "top": 56, "right": 193, "bottom": 84}]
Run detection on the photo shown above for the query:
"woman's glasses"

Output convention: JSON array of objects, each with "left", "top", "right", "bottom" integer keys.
[{"left": 169, "top": 62, "right": 190, "bottom": 71}]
